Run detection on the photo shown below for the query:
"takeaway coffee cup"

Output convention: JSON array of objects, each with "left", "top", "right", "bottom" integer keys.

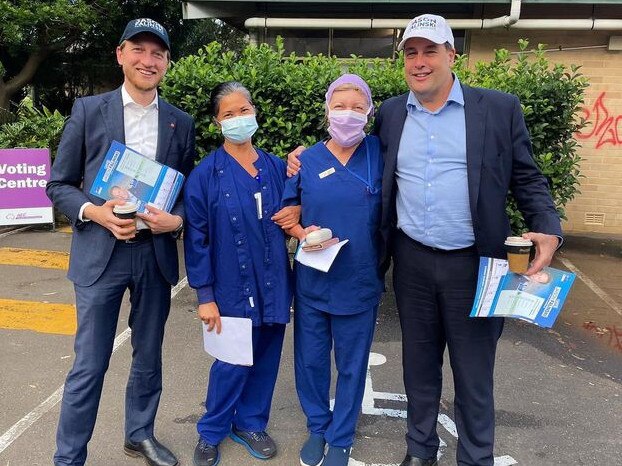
[
  {"left": 504, "top": 236, "right": 533, "bottom": 274},
  {"left": 113, "top": 202, "right": 137, "bottom": 219}
]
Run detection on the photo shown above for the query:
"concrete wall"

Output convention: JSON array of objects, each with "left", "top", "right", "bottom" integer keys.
[{"left": 468, "top": 29, "right": 622, "bottom": 235}]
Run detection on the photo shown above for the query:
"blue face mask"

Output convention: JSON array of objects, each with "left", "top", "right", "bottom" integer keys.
[{"left": 220, "top": 114, "right": 258, "bottom": 144}]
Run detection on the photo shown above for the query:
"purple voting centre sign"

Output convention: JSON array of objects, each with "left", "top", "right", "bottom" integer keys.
[{"left": 0, "top": 148, "right": 54, "bottom": 226}]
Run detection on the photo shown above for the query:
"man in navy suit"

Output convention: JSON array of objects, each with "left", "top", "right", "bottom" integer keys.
[
  {"left": 374, "top": 14, "right": 562, "bottom": 466},
  {"left": 47, "top": 18, "right": 195, "bottom": 466}
]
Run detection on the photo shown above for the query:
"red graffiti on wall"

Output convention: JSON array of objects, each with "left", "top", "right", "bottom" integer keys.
[{"left": 576, "top": 92, "right": 622, "bottom": 149}]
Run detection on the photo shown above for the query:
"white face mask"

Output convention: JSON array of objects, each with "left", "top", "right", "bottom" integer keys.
[{"left": 220, "top": 114, "right": 258, "bottom": 144}]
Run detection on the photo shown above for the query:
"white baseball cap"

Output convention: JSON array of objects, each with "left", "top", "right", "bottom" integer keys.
[{"left": 397, "top": 14, "right": 455, "bottom": 51}]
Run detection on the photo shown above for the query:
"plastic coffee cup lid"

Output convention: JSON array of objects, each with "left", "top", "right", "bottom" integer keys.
[
  {"left": 504, "top": 236, "right": 532, "bottom": 247},
  {"left": 113, "top": 202, "right": 137, "bottom": 214}
]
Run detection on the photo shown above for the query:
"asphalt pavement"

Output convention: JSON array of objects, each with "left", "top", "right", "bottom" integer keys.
[{"left": 0, "top": 225, "right": 620, "bottom": 466}]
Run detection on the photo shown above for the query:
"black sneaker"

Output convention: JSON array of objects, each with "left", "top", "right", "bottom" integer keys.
[
  {"left": 193, "top": 439, "right": 220, "bottom": 466},
  {"left": 230, "top": 427, "right": 277, "bottom": 459}
]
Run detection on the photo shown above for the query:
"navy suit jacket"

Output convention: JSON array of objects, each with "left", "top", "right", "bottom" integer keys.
[
  {"left": 374, "top": 84, "right": 562, "bottom": 267},
  {"left": 47, "top": 88, "right": 196, "bottom": 286}
]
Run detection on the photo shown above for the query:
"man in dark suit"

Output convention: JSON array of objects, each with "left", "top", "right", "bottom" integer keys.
[
  {"left": 374, "top": 14, "right": 562, "bottom": 466},
  {"left": 46, "top": 18, "right": 195, "bottom": 466}
]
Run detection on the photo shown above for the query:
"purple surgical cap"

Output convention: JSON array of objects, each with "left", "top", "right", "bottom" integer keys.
[{"left": 325, "top": 74, "right": 373, "bottom": 112}]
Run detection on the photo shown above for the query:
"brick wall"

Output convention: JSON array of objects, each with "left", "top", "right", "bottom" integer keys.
[{"left": 468, "top": 29, "right": 622, "bottom": 235}]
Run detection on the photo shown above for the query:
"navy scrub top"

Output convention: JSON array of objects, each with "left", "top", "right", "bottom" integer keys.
[
  {"left": 282, "top": 135, "right": 384, "bottom": 315},
  {"left": 184, "top": 145, "right": 293, "bottom": 326}
]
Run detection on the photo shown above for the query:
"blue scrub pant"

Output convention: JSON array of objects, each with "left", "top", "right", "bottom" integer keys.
[
  {"left": 54, "top": 240, "right": 171, "bottom": 466},
  {"left": 198, "top": 323, "right": 286, "bottom": 445},
  {"left": 294, "top": 301, "right": 377, "bottom": 448},
  {"left": 393, "top": 230, "right": 504, "bottom": 466}
]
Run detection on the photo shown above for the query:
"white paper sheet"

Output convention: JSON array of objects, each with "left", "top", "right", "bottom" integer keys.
[
  {"left": 295, "top": 239, "right": 349, "bottom": 272},
  {"left": 202, "top": 317, "right": 253, "bottom": 366}
]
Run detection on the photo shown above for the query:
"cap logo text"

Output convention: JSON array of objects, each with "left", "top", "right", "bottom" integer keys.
[
  {"left": 134, "top": 18, "right": 164, "bottom": 34},
  {"left": 410, "top": 17, "right": 438, "bottom": 31}
]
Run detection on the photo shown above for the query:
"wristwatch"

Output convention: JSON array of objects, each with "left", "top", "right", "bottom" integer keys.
[{"left": 173, "top": 219, "right": 184, "bottom": 238}]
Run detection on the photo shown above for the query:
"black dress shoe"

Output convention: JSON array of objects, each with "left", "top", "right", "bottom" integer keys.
[
  {"left": 124, "top": 437, "right": 178, "bottom": 466},
  {"left": 399, "top": 454, "right": 438, "bottom": 466}
]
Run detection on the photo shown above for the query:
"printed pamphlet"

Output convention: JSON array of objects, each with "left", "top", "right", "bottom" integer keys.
[
  {"left": 470, "top": 257, "right": 576, "bottom": 328},
  {"left": 89, "top": 141, "right": 184, "bottom": 213}
]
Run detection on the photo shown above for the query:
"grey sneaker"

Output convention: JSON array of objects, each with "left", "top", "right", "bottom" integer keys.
[
  {"left": 193, "top": 439, "right": 219, "bottom": 466},
  {"left": 230, "top": 427, "right": 277, "bottom": 459}
]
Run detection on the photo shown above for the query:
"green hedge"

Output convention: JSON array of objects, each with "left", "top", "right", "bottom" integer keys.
[
  {"left": 160, "top": 38, "right": 408, "bottom": 158},
  {"left": 161, "top": 38, "right": 588, "bottom": 231},
  {"left": 0, "top": 97, "right": 67, "bottom": 158},
  {"left": 0, "top": 39, "right": 587, "bottom": 233}
]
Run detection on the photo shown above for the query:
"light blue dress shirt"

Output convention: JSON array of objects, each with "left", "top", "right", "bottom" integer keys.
[{"left": 396, "top": 75, "right": 475, "bottom": 250}]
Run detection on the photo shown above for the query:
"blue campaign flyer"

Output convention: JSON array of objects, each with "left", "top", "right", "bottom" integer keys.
[
  {"left": 89, "top": 141, "right": 184, "bottom": 213},
  {"left": 470, "top": 257, "right": 576, "bottom": 328}
]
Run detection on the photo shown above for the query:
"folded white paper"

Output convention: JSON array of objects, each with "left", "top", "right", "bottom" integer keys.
[
  {"left": 295, "top": 239, "right": 349, "bottom": 272},
  {"left": 202, "top": 317, "right": 253, "bottom": 366}
]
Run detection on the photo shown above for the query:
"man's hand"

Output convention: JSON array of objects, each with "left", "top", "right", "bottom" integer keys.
[
  {"left": 198, "top": 302, "right": 222, "bottom": 334},
  {"left": 272, "top": 205, "right": 301, "bottom": 230},
  {"left": 136, "top": 204, "right": 183, "bottom": 234},
  {"left": 286, "top": 145, "right": 305, "bottom": 177},
  {"left": 83, "top": 199, "right": 136, "bottom": 240},
  {"left": 522, "top": 232, "right": 559, "bottom": 276}
]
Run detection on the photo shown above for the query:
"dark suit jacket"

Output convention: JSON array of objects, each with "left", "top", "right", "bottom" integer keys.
[
  {"left": 374, "top": 84, "right": 562, "bottom": 267},
  {"left": 47, "top": 88, "right": 196, "bottom": 286}
]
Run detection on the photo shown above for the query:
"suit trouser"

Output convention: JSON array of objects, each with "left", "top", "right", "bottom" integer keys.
[
  {"left": 198, "top": 323, "right": 286, "bottom": 445},
  {"left": 294, "top": 301, "right": 377, "bottom": 448},
  {"left": 393, "top": 230, "right": 503, "bottom": 466},
  {"left": 54, "top": 239, "right": 171, "bottom": 466}
]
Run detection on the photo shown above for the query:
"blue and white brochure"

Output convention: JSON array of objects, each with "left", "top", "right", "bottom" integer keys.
[
  {"left": 470, "top": 257, "right": 576, "bottom": 328},
  {"left": 89, "top": 141, "right": 185, "bottom": 213}
]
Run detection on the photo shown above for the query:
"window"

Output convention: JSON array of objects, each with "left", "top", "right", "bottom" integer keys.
[
  {"left": 266, "top": 28, "right": 329, "bottom": 56},
  {"left": 332, "top": 29, "right": 395, "bottom": 58}
]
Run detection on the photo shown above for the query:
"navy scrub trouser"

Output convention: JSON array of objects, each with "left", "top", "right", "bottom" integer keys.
[
  {"left": 54, "top": 240, "right": 171, "bottom": 466},
  {"left": 294, "top": 300, "right": 377, "bottom": 448},
  {"left": 197, "top": 323, "right": 286, "bottom": 445},
  {"left": 393, "top": 230, "right": 504, "bottom": 466}
]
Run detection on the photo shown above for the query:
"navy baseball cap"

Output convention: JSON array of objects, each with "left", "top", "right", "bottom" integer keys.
[{"left": 119, "top": 18, "right": 170, "bottom": 51}]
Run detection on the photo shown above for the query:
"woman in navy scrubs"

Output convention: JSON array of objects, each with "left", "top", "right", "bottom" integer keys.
[
  {"left": 282, "top": 74, "right": 384, "bottom": 466},
  {"left": 184, "top": 81, "right": 297, "bottom": 466}
]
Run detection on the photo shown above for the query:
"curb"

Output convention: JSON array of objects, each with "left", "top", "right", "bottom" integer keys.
[{"left": 562, "top": 233, "right": 622, "bottom": 258}]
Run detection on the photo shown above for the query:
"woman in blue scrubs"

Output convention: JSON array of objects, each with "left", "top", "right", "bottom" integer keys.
[
  {"left": 184, "top": 81, "right": 297, "bottom": 466},
  {"left": 282, "top": 74, "right": 384, "bottom": 466}
]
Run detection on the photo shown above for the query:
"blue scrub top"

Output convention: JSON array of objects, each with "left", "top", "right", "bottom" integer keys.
[
  {"left": 282, "top": 135, "right": 384, "bottom": 315},
  {"left": 184, "top": 146, "right": 293, "bottom": 326}
]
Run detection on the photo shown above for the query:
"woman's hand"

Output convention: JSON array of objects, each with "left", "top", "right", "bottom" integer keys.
[
  {"left": 272, "top": 205, "right": 301, "bottom": 229},
  {"left": 284, "top": 224, "right": 320, "bottom": 242},
  {"left": 198, "top": 302, "right": 222, "bottom": 334}
]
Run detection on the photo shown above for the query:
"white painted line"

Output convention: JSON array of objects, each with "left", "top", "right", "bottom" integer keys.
[
  {"left": 494, "top": 455, "right": 518, "bottom": 465},
  {"left": 558, "top": 256, "right": 622, "bottom": 317},
  {"left": 0, "top": 386, "right": 64, "bottom": 454},
  {"left": 438, "top": 413, "right": 458, "bottom": 438},
  {"left": 0, "top": 226, "right": 32, "bottom": 240},
  {"left": 0, "top": 276, "right": 188, "bottom": 454},
  {"left": 349, "top": 460, "right": 399, "bottom": 466},
  {"left": 171, "top": 276, "right": 188, "bottom": 297},
  {"left": 353, "top": 352, "right": 518, "bottom": 466}
]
